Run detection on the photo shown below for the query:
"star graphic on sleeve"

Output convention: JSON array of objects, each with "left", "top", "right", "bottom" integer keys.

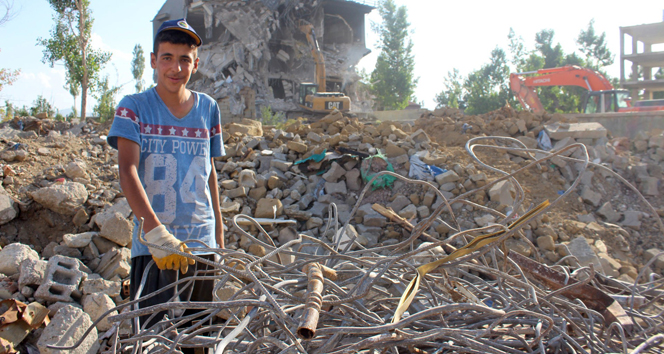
[
  {"left": 169, "top": 127, "right": 177, "bottom": 135},
  {"left": 120, "top": 108, "right": 128, "bottom": 117},
  {"left": 211, "top": 127, "right": 216, "bottom": 135},
  {"left": 182, "top": 128, "right": 189, "bottom": 136},
  {"left": 157, "top": 127, "right": 163, "bottom": 134},
  {"left": 195, "top": 130, "right": 202, "bottom": 137},
  {"left": 144, "top": 125, "right": 152, "bottom": 134}
]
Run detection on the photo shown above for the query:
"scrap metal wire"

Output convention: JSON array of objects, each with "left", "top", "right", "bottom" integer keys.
[{"left": 50, "top": 137, "right": 664, "bottom": 354}]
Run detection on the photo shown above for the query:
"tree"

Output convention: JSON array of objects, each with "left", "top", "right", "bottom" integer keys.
[
  {"left": 434, "top": 69, "right": 464, "bottom": 109},
  {"left": 131, "top": 44, "right": 145, "bottom": 93},
  {"left": 577, "top": 19, "right": 614, "bottom": 70},
  {"left": 463, "top": 48, "right": 512, "bottom": 115},
  {"left": 370, "top": 0, "right": 417, "bottom": 110},
  {"left": 507, "top": 28, "right": 528, "bottom": 72},
  {"left": 93, "top": 75, "right": 120, "bottom": 121},
  {"left": 38, "top": 0, "right": 111, "bottom": 119},
  {"left": 0, "top": 1, "right": 19, "bottom": 92},
  {"left": 29, "top": 95, "right": 56, "bottom": 117}
]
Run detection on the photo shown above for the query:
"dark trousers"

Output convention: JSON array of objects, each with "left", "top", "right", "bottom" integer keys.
[{"left": 130, "top": 254, "right": 217, "bottom": 349}]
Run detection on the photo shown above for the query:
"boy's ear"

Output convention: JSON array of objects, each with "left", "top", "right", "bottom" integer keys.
[
  {"left": 192, "top": 57, "right": 199, "bottom": 74},
  {"left": 150, "top": 52, "right": 157, "bottom": 69}
]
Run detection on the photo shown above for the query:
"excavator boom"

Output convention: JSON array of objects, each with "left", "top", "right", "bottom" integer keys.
[
  {"left": 298, "top": 21, "right": 327, "bottom": 93},
  {"left": 510, "top": 65, "right": 614, "bottom": 113}
]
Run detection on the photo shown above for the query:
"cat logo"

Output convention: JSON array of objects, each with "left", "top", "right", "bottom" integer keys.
[{"left": 326, "top": 101, "right": 342, "bottom": 110}]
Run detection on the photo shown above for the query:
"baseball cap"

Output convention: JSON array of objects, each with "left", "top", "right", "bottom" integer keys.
[{"left": 156, "top": 18, "right": 202, "bottom": 46}]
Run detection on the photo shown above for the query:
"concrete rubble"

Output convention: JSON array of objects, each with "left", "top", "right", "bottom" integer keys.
[{"left": 0, "top": 102, "right": 661, "bottom": 351}]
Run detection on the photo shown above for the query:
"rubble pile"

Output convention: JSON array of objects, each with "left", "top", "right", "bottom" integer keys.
[
  {"left": 185, "top": 0, "right": 374, "bottom": 115},
  {"left": 0, "top": 109, "right": 661, "bottom": 352}
]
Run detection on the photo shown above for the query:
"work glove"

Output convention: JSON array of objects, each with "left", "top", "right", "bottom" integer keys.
[{"left": 144, "top": 225, "right": 196, "bottom": 274}]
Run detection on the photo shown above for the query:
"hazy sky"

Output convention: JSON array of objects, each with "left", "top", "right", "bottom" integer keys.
[{"left": 1, "top": 0, "right": 662, "bottom": 113}]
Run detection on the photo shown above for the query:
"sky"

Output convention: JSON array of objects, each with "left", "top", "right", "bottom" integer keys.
[{"left": 0, "top": 0, "right": 663, "bottom": 114}]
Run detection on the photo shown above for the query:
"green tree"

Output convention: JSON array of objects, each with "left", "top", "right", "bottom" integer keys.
[
  {"left": 131, "top": 44, "right": 145, "bottom": 93},
  {"left": 507, "top": 28, "right": 528, "bottom": 72},
  {"left": 434, "top": 69, "right": 464, "bottom": 109},
  {"left": 29, "top": 95, "right": 56, "bottom": 117},
  {"left": 463, "top": 48, "right": 512, "bottom": 115},
  {"left": 370, "top": 0, "right": 417, "bottom": 110},
  {"left": 93, "top": 75, "right": 120, "bottom": 121},
  {"left": 38, "top": 0, "right": 111, "bottom": 119},
  {"left": 577, "top": 19, "right": 614, "bottom": 70},
  {"left": 0, "top": 1, "right": 20, "bottom": 92}
]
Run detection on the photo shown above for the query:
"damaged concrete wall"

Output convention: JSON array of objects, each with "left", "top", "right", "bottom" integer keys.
[{"left": 154, "top": 0, "right": 374, "bottom": 122}]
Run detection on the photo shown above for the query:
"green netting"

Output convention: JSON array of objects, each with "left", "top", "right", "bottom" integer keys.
[{"left": 360, "top": 152, "right": 397, "bottom": 190}]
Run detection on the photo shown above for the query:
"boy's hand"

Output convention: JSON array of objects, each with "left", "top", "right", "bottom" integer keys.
[{"left": 144, "top": 225, "right": 196, "bottom": 274}]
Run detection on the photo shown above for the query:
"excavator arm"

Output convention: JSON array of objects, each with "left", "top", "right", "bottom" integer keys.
[
  {"left": 299, "top": 20, "right": 327, "bottom": 93},
  {"left": 510, "top": 65, "right": 614, "bottom": 113}
]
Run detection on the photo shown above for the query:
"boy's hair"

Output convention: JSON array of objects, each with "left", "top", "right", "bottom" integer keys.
[{"left": 153, "top": 30, "right": 198, "bottom": 56}]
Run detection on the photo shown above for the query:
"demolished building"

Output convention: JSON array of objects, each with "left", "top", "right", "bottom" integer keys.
[{"left": 153, "top": 0, "right": 375, "bottom": 122}]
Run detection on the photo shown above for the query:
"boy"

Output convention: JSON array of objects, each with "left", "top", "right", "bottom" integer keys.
[{"left": 107, "top": 18, "right": 224, "bottom": 327}]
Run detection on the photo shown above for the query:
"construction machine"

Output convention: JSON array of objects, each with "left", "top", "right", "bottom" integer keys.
[
  {"left": 510, "top": 65, "right": 664, "bottom": 114},
  {"left": 297, "top": 20, "right": 351, "bottom": 114}
]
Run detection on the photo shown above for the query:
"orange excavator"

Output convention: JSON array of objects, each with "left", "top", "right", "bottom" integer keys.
[
  {"left": 510, "top": 65, "right": 664, "bottom": 114},
  {"left": 297, "top": 20, "right": 351, "bottom": 114}
]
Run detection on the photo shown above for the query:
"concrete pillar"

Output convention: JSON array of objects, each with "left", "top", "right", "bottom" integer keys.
[
  {"left": 644, "top": 43, "right": 653, "bottom": 100},
  {"left": 620, "top": 29, "right": 625, "bottom": 82}
]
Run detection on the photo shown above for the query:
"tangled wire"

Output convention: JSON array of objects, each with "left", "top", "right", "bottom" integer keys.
[{"left": 51, "top": 137, "right": 664, "bottom": 354}]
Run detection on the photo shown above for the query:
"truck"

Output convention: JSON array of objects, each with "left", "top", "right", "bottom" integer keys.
[{"left": 509, "top": 65, "right": 664, "bottom": 114}]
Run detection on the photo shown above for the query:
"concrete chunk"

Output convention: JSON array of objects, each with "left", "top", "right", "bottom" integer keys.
[
  {"left": 544, "top": 122, "right": 607, "bottom": 140},
  {"left": 37, "top": 305, "right": 100, "bottom": 354},
  {"left": 35, "top": 255, "right": 86, "bottom": 303}
]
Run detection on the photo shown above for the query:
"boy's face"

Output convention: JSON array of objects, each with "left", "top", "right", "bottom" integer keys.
[{"left": 151, "top": 41, "right": 199, "bottom": 94}]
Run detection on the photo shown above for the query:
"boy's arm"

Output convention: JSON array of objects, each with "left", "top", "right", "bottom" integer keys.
[
  {"left": 117, "top": 137, "right": 161, "bottom": 233},
  {"left": 208, "top": 158, "right": 224, "bottom": 248}
]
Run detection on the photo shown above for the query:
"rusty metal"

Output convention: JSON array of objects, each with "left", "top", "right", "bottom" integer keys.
[{"left": 46, "top": 136, "right": 664, "bottom": 354}]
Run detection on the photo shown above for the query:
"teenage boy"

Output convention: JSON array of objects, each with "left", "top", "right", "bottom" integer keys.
[{"left": 107, "top": 18, "right": 224, "bottom": 324}]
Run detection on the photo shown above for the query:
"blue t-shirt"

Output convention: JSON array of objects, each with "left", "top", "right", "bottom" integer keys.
[{"left": 108, "top": 88, "right": 225, "bottom": 258}]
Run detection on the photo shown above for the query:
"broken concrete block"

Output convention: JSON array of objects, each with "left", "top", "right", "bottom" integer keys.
[
  {"left": 324, "top": 181, "right": 347, "bottom": 195},
  {"left": 35, "top": 255, "right": 85, "bottom": 303},
  {"left": 363, "top": 214, "right": 387, "bottom": 227},
  {"left": 644, "top": 248, "right": 664, "bottom": 269},
  {"left": 345, "top": 169, "right": 362, "bottom": 191},
  {"left": 255, "top": 198, "right": 283, "bottom": 218},
  {"left": 37, "top": 304, "right": 100, "bottom": 354},
  {"left": 226, "top": 186, "right": 248, "bottom": 198},
  {"left": 0, "top": 243, "right": 39, "bottom": 276},
  {"left": 398, "top": 204, "right": 417, "bottom": 219},
  {"left": 536, "top": 235, "right": 555, "bottom": 252},
  {"left": 388, "top": 195, "right": 411, "bottom": 212},
  {"left": 82, "top": 293, "right": 117, "bottom": 331},
  {"left": 228, "top": 121, "right": 262, "bottom": 137},
  {"left": 621, "top": 211, "right": 641, "bottom": 230},
  {"left": 63, "top": 232, "right": 96, "bottom": 248},
  {"left": 597, "top": 202, "right": 621, "bottom": 223},
  {"left": 474, "top": 214, "right": 496, "bottom": 227},
  {"left": 579, "top": 186, "right": 601, "bottom": 207},
  {"left": 323, "top": 162, "right": 346, "bottom": 183},
  {"left": 95, "top": 247, "right": 131, "bottom": 280},
  {"left": 99, "top": 212, "right": 133, "bottom": 247},
  {"left": 238, "top": 169, "right": 257, "bottom": 188},
  {"left": 488, "top": 180, "right": 516, "bottom": 207},
  {"left": 19, "top": 258, "right": 48, "bottom": 288},
  {"left": 286, "top": 140, "right": 307, "bottom": 154},
  {"left": 417, "top": 205, "right": 431, "bottom": 219},
  {"left": 435, "top": 170, "right": 460, "bottom": 185},
  {"left": 81, "top": 277, "right": 121, "bottom": 297},
  {"left": 0, "top": 276, "right": 18, "bottom": 299},
  {"left": 65, "top": 161, "right": 89, "bottom": 179},
  {"left": 0, "top": 185, "right": 17, "bottom": 225},
  {"left": 93, "top": 198, "right": 131, "bottom": 229},
  {"left": 544, "top": 122, "right": 607, "bottom": 140},
  {"left": 270, "top": 159, "right": 292, "bottom": 172},
  {"left": 384, "top": 141, "right": 407, "bottom": 158},
  {"left": 567, "top": 236, "right": 602, "bottom": 270},
  {"left": 640, "top": 177, "right": 659, "bottom": 196},
  {"left": 29, "top": 181, "right": 88, "bottom": 215}
]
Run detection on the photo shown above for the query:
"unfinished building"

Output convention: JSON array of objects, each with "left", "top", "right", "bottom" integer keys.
[
  {"left": 152, "top": 0, "right": 375, "bottom": 122},
  {"left": 619, "top": 19, "right": 664, "bottom": 100}
]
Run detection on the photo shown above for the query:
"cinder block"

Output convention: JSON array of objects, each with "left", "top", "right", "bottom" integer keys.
[{"left": 35, "top": 255, "right": 85, "bottom": 303}]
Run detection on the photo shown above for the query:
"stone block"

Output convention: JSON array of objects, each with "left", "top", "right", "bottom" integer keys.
[
  {"left": 621, "top": 211, "right": 641, "bottom": 230},
  {"left": 474, "top": 214, "right": 496, "bottom": 227},
  {"left": 417, "top": 205, "right": 430, "bottom": 219},
  {"left": 597, "top": 202, "right": 621, "bottom": 223},
  {"left": 37, "top": 305, "right": 99, "bottom": 354},
  {"left": 63, "top": 232, "right": 96, "bottom": 248},
  {"left": 81, "top": 277, "right": 121, "bottom": 297},
  {"left": 35, "top": 255, "right": 85, "bottom": 303},
  {"left": 364, "top": 214, "right": 387, "bottom": 227},
  {"left": 579, "top": 186, "right": 601, "bottom": 207},
  {"left": 93, "top": 198, "right": 131, "bottom": 229},
  {"left": 0, "top": 186, "right": 17, "bottom": 225},
  {"left": 95, "top": 247, "right": 131, "bottom": 280},
  {"left": 322, "top": 162, "right": 346, "bottom": 183},
  {"left": 99, "top": 212, "right": 133, "bottom": 247},
  {"left": 640, "top": 177, "right": 659, "bottom": 196},
  {"left": 345, "top": 169, "right": 362, "bottom": 191},
  {"left": 488, "top": 180, "right": 516, "bottom": 207},
  {"left": 398, "top": 204, "right": 417, "bottom": 219},
  {"left": 19, "top": 258, "right": 48, "bottom": 288},
  {"left": 238, "top": 169, "right": 257, "bottom": 188},
  {"left": 537, "top": 235, "right": 555, "bottom": 251},
  {"left": 0, "top": 243, "right": 39, "bottom": 276},
  {"left": 270, "top": 159, "right": 292, "bottom": 172},
  {"left": 388, "top": 195, "right": 410, "bottom": 212},
  {"left": 254, "top": 198, "right": 283, "bottom": 218},
  {"left": 567, "top": 237, "right": 602, "bottom": 270},
  {"left": 29, "top": 181, "right": 88, "bottom": 215},
  {"left": 82, "top": 293, "right": 117, "bottom": 332},
  {"left": 644, "top": 248, "right": 664, "bottom": 269},
  {"left": 435, "top": 170, "right": 460, "bottom": 185},
  {"left": 286, "top": 140, "right": 308, "bottom": 154},
  {"left": 324, "top": 181, "right": 347, "bottom": 195},
  {"left": 544, "top": 122, "right": 607, "bottom": 140}
]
